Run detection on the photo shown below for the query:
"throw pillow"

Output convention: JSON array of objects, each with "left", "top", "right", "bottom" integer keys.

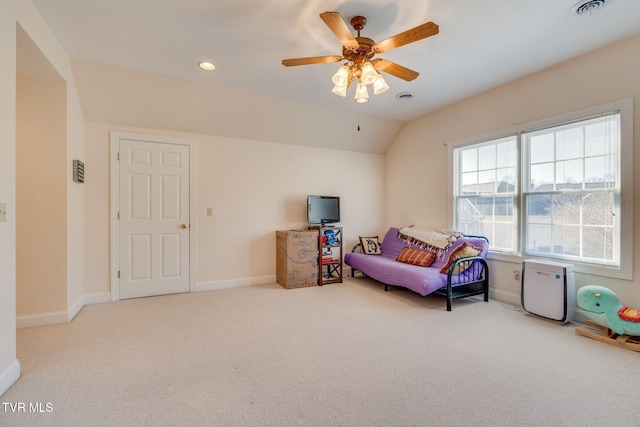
[
  {"left": 439, "top": 242, "right": 483, "bottom": 274},
  {"left": 360, "top": 236, "right": 382, "bottom": 255},
  {"left": 396, "top": 247, "right": 436, "bottom": 267}
]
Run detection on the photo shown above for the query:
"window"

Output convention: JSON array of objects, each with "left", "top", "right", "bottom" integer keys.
[
  {"left": 450, "top": 99, "right": 633, "bottom": 279},
  {"left": 523, "top": 114, "right": 619, "bottom": 265},
  {"left": 455, "top": 136, "right": 517, "bottom": 252}
]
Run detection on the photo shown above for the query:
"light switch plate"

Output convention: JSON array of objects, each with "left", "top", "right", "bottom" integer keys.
[{"left": 0, "top": 203, "right": 6, "bottom": 222}]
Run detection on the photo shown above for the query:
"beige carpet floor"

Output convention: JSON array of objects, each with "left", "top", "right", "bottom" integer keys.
[{"left": 2, "top": 277, "right": 640, "bottom": 426}]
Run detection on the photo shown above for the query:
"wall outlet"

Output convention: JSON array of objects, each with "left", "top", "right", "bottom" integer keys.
[{"left": 513, "top": 270, "right": 521, "bottom": 281}]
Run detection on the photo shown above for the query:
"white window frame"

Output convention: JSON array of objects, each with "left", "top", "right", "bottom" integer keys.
[
  {"left": 448, "top": 98, "right": 633, "bottom": 280},
  {"left": 453, "top": 136, "right": 519, "bottom": 251}
]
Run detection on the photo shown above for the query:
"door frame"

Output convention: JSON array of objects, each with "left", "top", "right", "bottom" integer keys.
[{"left": 110, "top": 131, "right": 197, "bottom": 301}]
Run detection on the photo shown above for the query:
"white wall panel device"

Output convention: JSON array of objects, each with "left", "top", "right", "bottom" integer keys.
[{"left": 521, "top": 259, "right": 575, "bottom": 323}]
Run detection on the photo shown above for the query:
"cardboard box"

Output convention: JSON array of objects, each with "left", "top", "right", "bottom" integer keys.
[{"left": 276, "top": 230, "right": 318, "bottom": 288}]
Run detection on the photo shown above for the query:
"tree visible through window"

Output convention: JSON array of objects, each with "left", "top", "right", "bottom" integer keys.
[
  {"left": 523, "top": 114, "right": 619, "bottom": 264},
  {"left": 452, "top": 105, "right": 627, "bottom": 273}
]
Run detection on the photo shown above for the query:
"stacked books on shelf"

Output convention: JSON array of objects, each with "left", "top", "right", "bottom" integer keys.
[{"left": 322, "top": 255, "right": 338, "bottom": 263}]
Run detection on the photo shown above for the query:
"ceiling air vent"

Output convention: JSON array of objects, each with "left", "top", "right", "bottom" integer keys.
[
  {"left": 395, "top": 92, "right": 413, "bottom": 101},
  {"left": 571, "top": 0, "right": 607, "bottom": 15}
]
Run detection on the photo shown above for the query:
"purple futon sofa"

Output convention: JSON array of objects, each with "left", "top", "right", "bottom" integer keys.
[{"left": 344, "top": 227, "right": 489, "bottom": 311}]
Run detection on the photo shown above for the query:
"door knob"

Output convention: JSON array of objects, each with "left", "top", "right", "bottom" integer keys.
[{"left": 181, "top": 224, "right": 189, "bottom": 229}]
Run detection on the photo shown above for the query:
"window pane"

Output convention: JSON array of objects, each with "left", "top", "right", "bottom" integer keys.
[
  {"left": 496, "top": 141, "right": 516, "bottom": 168},
  {"left": 495, "top": 196, "right": 513, "bottom": 217},
  {"left": 478, "top": 170, "right": 496, "bottom": 194},
  {"left": 493, "top": 222, "right": 513, "bottom": 250},
  {"left": 461, "top": 171, "right": 478, "bottom": 192},
  {"left": 585, "top": 155, "right": 616, "bottom": 186},
  {"left": 476, "top": 198, "right": 494, "bottom": 219},
  {"left": 530, "top": 133, "right": 554, "bottom": 163},
  {"left": 461, "top": 149, "right": 478, "bottom": 173},
  {"left": 527, "top": 195, "right": 551, "bottom": 223},
  {"left": 526, "top": 190, "right": 616, "bottom": 262},
  {"left": 583, "top": 192, "right": 614, "bottom": 226},
  {"left": 556, "top": 128, "right": 583, "bottom": 160},
  {"left": 585, "top": 123, "right": 609, "bottom": 156},
  {"left": 496, "top": 167, "right": 516, "bottom": 193},
  {"left": 457, "top": 198, "right": 484, "bottom": 235},
  {"left": 478, "top": 145, "right": 496, "bottom": 170},
  {"left": 584, "top": 156, "right": 605, "bottom": 184},
  {"left": 553, "top": 194, "right": 581, "bottom": 225},
  {"left": 583, "top": 226, "right": 614, "bottom": 260},
  {"left": 527, "top": 224, "right": 551, "bottom": 252},
  {"left": 555, "top": 159, "right": 583, "bottom": 187},
  {"left": 456, "top": 195, "right": 515, "bottom": 250},
  {"left": 585, "top": 116, "right": 618, "bottom": 157},
  {"left": 552, "top": 225, "right": 580, "bottom": 256},
  {"left": 530, "top": 163, "right": 553, "bottom": 190}
]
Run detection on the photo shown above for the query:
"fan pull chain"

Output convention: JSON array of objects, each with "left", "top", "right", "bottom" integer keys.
[{"left": 357, "top": 106, "right": 361, "bottom": 131}]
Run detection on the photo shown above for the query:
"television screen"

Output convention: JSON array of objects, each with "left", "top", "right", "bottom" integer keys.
[{"left": 307, "top": 195, "right": 340, "bottom": 225}]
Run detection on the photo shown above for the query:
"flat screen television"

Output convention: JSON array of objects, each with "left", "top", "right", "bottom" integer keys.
[{"left": 307, "top": 195, "right": 340, "bottom": 225}]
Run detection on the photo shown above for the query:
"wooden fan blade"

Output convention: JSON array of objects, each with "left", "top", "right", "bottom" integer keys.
[
  {"left": 372, "top": 22, "right": 439, "bottom": 54},
  {"left": 372, "top": 59, "right": 419, "bottom": 81},
  {"left": 282, "top": 56, "right": 343, "bottom": 67},
  {"left": 320, "top": 11, "right": 359, "bottom": 51}
]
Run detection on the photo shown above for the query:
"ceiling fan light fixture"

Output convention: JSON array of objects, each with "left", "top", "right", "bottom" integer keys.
[
  {"left": 360, "top": 61, "right": 378, "bottom": 85},
  {"left": 331, "top": 64, "right": 350, "bottom": 86},
  {"left": 332, "top": 83, "right": 348, "bottom": 97},
  {"left": 286, "top": 12, "right": 438, "bottom": 103},
  {"left": 354, "top": 80, "right": 369, "bottom": 103},
  {"left": 373, "top": 73, "right": 389, "bottom": 95}
]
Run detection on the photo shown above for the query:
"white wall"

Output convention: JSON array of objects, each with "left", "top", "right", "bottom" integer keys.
[
  {"left": 1, "top": 0, "right": 85, "bottom": 396},
  {"left": 0, "top": 0, "right": 20, "bottom": 397},
  {"left": 16, "top": 75, "right": 67, "bottom": 316},
  {"left": 84, "top": 122, "right": 386, "bottom": 296},
  {"left": 72, "top": 56, "right": 400, "bottom": 299},
  {"left": 386, "top": 33, "right": 640, "bottom": 307}
]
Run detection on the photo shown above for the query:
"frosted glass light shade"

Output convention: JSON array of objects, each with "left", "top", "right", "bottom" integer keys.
[
  {"left": 331, "top": 65, "right": 350, "bottom": 87},
  {"left": 332, "top": 84, "right": 348, "bottom": 97},
  {"left": 360, "top": 61, "right": 378, "bottom": 85},
  {"left": 373, "top": 74, "right": 390, "bottom": 95},
  {"left": 354, "top": 81, "right": 369, "bottom": 103}
]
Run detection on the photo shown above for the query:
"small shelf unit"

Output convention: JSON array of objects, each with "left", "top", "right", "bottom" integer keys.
[{"left": 309, "top": 226, "right": 343, "bottom": 285}]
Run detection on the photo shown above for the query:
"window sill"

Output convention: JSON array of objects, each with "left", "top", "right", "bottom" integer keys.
[{"left": 487, "top": 251, "right": 632, "bottom": 281}]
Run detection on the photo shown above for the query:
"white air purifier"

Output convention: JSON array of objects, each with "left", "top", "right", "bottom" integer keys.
[{"left": 521, "top": 259, "right": 575, "bottom": 323}]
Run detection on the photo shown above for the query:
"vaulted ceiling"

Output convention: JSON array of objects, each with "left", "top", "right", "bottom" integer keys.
[{"left": 31, "top": 0, "right": 640, "bottom": 123}]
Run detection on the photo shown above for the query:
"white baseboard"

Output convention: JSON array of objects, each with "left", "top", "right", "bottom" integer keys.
[
  {"left": 0, "top": 360, "right": 20, "bottom": 397},
  {"left": 68, "top": 295, "right": 85, "bottom": 322},
  {"left": 196, "top": 275, "right": 276, "bottom": 293},
  {"left": 16, "top": 296, "right": 88, "bottom": 329},
  {"left": 17, "top": 280, "right": 275, "bottom": 328},
  {"left": 16, "top": 310, "right": 69, "bottom": 329},
  {"left": 490, "top": 288, "right": 521, "bottom": 307},
  {"left": 85, "top": 292, "right": 111, "bottom": 305}
]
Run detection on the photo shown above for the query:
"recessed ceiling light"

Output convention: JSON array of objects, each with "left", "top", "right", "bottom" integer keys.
[{"left": 198, "top": 61, "right": 216, "bottom": 71}]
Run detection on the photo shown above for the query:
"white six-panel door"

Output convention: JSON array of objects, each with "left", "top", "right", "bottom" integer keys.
[{"left": 118, "top": 138, "right": 190, "bottom": 299}]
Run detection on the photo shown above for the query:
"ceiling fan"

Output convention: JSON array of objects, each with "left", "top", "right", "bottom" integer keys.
[{"left": 282, "top": 11, "right": 439, "bottom": 103}]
